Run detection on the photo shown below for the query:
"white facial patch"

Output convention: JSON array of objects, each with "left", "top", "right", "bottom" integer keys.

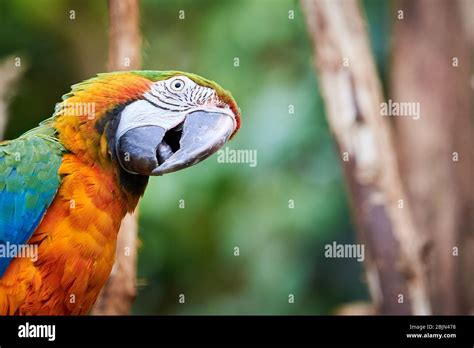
[
  {"left": 117, "top": 75, "right": 237, "bottom": 139},
  {"left": 144, "top": 75, "right": 218, "bottom": 112},
  {"left": 116, "top": 100, "right": 187, "bottom": 139}
]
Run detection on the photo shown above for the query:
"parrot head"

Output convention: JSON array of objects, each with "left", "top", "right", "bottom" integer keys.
[
  {"left": 53, "top": 70, "right": 240, "bottom": 199},
  {"left": 113, "top": 72, "right": 240, "bottom": 176}
]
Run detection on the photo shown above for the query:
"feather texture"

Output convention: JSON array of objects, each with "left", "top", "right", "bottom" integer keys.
[
  {"left": 0, "top": 134, "right": 64, "bottom": 276},
  {"left": 0, "top": 72, "right": 151, "bottom": 314}
]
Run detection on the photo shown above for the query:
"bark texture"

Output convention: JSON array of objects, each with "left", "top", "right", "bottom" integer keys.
[
  {"left": 301, "top": 0, "right": 432, "bottom": 314},
  {"left": 391, "top": 0, "right": 474, "bottom": 314}
]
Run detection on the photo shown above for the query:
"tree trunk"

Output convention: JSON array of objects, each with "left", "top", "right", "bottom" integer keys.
[
  {"left": 91, "top": 0, "right": 141, "bottom": 315},
  {"left": 391, "top": 0, "right": 474, "bottom": 314},
  {"left": 301, "top": 0, "right": 431, "bottom": 314}
]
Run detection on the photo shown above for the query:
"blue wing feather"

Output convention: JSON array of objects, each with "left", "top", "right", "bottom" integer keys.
[{"left": 0, "top": 135, "right": 64, "bottom": 276}]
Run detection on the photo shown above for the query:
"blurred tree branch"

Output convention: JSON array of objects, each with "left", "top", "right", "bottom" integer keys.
[
  {"left": 0, "top": 56, "right": 26, "bottom": 139},
  {"left": 92, "top": 0, "right": 141, "bottom": 315},
  {"left": 391, "top": 0, "right": 474, "bottom": 314},
  {"left": 301, "top": 0, "right": 431, "bottom": 314}
]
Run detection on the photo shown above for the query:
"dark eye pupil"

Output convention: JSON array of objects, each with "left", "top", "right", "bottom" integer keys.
[{"left": 174, "top": 82, "right": 182, "bottom": 88}]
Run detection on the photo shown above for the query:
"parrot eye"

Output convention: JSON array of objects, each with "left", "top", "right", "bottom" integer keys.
[{"left": 170, "top": 78, "right": 185, "bottom": 92}]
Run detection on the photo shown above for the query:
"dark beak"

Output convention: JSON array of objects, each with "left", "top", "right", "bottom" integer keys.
[{"left": 116, "top": 110, "right": 235, "bottom": 176}]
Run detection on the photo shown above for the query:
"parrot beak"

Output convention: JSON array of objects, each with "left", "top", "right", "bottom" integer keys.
[
  {"left": 115, "top": 107, "right": 236, "bottom": 176},
  {"left": 151, "top": 110, "right": 235, "bottom": 175}
]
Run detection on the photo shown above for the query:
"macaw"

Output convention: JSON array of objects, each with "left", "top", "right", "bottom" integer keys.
[{"left": 0, "top": 71, "right": 240, "bottom": 315}]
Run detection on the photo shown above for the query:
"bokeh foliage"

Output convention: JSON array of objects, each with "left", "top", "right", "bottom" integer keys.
[{"left": 0, "top": 0, "right": 389, "bottom": 314}]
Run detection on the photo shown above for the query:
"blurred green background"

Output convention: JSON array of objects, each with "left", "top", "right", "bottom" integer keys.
[{"left": 0, "top": 0, "right": 390, "bottom": 314}]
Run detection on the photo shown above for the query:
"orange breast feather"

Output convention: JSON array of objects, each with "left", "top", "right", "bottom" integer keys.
[{"left": 0, "top": 154, "right": 128, "bottom": 315}]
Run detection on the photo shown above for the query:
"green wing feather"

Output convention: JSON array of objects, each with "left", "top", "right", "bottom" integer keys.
[{"left": 0, "top": 125, "right": 65, "bottom": 276}]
